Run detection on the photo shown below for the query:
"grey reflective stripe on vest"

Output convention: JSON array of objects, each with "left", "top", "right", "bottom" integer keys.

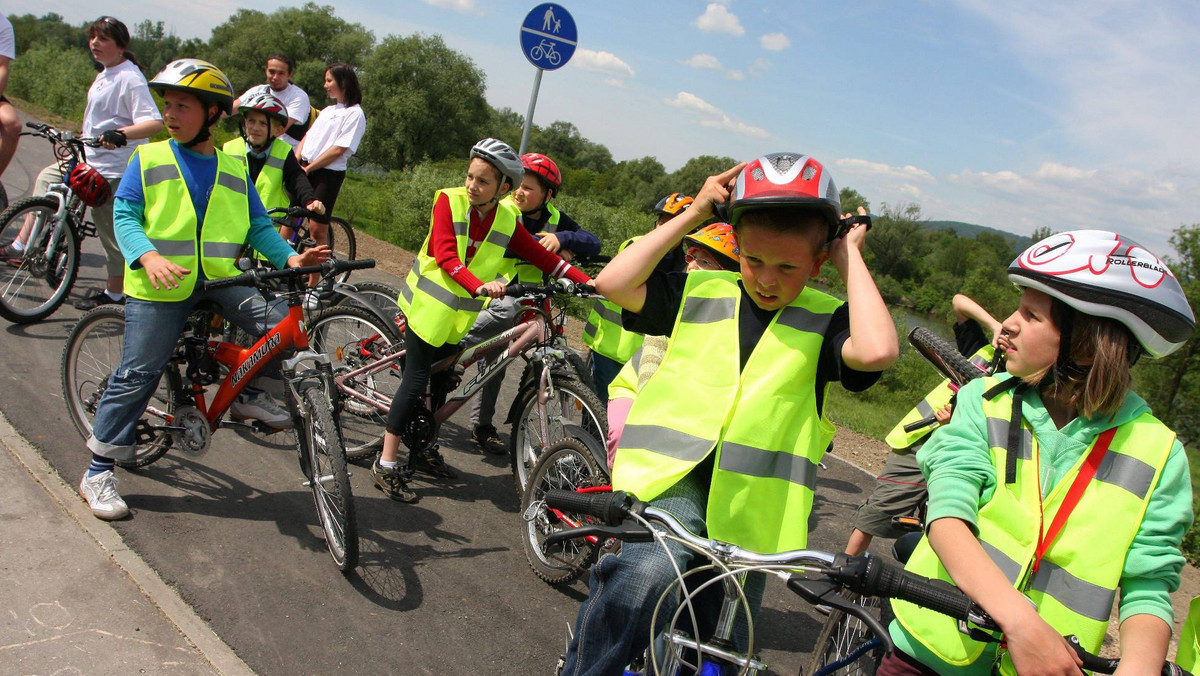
[
  {"left": 1094, "top": 451, "right": 1155, "bottom": 500},
  {"left": 232, "top": 155, "right": 248, "bottom": 168},
  {"left": 144, "top": 164, "right": 182, "bottom": 187},
  {"left": 216, "top": 171, "right": 247, "bottom": 195},
  {"left": 916, "top": 399, "right": 935, "bottom": 418},
  {"left": 453, "top": 220, "right": 467, "bottom": 238},
  {"left": 485, "top": 228, "right": 512, "bottom": 249},
  {"left": 681, "top": 296, "right": 736, "bottom": 325},
  {"left": 775, "top": 305, "right": 833, "bottom": 334},
  {"left": 582, "top": 318, "right": 598, "bottom": 340},
  {"left": 986, "top": 417, "right": 1032, "bottom": 461},
  {"left": 979, "top": 540, "right": 1023, "bottom": 585},
  {"left": 1027, "top": 560, "right": 1115, "bottom": 622},
  {"left": 590, "top": 300, "right": 622, "bottom": 325},
  {"left": 629, "top": 346, "right": 644, "bottom": 372},
  {"left": 148, "top": 238, "right": 196, "bottom": 257},
  {"left": 718, "top": 442, "right": 819, "bottom": 490},
  {"left": 402, "top": 273, "right": 486, "bottom": 313},
  {"left": 264, "top": 154, "right": 286, "bottom": 170},
  {"left": 620, "top": 425, "right": 714, "bottom": 462},
  {"left": 202, "top": 242, "right": 244, "bottom": 260}
]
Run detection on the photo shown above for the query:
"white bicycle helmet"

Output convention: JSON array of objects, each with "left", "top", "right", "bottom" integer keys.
[
  {"left": 238, "top": 90, "right": 288, "bottom": 124},
  {"left": 470, "top": 138, "right": 524, "bottom": 191},
  {"left": 1008, "top": 230, "right": 1195, "bottom": 358}
]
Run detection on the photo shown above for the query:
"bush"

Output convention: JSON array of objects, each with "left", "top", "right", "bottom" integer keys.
[{"left": 8, "top": 46, "right": 95, "bottom": 121}]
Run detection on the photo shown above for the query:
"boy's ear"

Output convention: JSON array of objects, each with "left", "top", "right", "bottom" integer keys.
[{"left": 810, "top": 250, "right": 831, "bottom": 277}]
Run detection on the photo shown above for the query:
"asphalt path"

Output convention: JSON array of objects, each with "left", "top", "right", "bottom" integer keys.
[{"left": 0, "top": 113, "right": 886, "bottom": 675}]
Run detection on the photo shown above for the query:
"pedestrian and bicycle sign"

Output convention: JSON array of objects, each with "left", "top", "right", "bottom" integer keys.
[{"left": 519, "top": 3, "right": 577, "bottom": 71}]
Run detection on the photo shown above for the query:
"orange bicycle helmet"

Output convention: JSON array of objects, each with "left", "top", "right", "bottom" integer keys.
[
  {"left": 67, "top": 163, "right": 112, "bottom": 207},
  {"left": 684, "top": 223, "right": 740, "bottom": 271},
  {"left": 655, "top": 193, "right": 694, "bottom": 217}
]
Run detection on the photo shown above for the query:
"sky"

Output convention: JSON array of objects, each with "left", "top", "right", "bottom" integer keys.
[{"left": 23, "top": 0, "right": 1200, "bottom": 258}]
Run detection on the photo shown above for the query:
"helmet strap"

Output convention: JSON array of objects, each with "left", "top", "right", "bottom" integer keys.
[
  {"left": 180, "top": 109, "right": 222, "bottom": 149},
  {"left": 1049, "top": 301, "right": 1090, "bottom": 388}
]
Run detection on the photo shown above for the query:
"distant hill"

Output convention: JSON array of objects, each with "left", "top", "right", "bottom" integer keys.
[{"left": 923, "top": 220, "right": 1029, "bottom": 247}]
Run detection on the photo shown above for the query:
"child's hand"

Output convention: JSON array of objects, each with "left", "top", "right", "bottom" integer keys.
[
  {"left": 139, "top": 251, "right": 189, "bottom": 290},
  {"left": 289, "top": 245, "right": 331, "bottom": 268},
  {"left": 1003, "top": 614, "right": 1084, "bottom": 676},
  {"left": 691, "top": 163, "right": 746, "bottom": 221},
  {"left": 305, "top": 200, "right": 326, "bottom": 216},
  {"left": 828, "top": 206, "right": 869, "bottom": 272},
  {"left": 934, "top": 404, "right": 953, "bottom": 425},
  {"left": 537, "top": 232, "right": 561, "bottom": 253},
  {"left": 475, "top": 280, "right": 507, "bottom": 299}
]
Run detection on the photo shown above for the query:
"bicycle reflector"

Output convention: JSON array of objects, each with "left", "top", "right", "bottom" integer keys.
[{"left": 67, "top": 164, "right": 112, "bottom": 207}]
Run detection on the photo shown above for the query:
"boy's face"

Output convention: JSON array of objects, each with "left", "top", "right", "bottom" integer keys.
[
  {"left": 513, "top": 174, "right": 548, "bottom": 212},
  {"left": 242, "top": 111, "right": 276, "bottom": 146},
  {"left": 737, "top": 221, "right": 829, "bottom": 311},
  {"left": 465, "top": 158, "right": 505, "bottom": 206},
  {"left": 162, "top": 90, "right": 210, "bottom": 142},
  {"left": 265, "top": 59, "right": 290, "bottom": 91}
]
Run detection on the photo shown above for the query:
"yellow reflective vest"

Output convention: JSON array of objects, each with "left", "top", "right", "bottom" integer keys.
[
  {"left": 124, "top": 142, "right": 251, "bottom": 302},
  {"left": 884, "top": 344, "right": 995, "bottom": 452},
  {"left": 397, "top": 187, "right": 519, "bottom": 347},
  {"left": 1177, "top": 596, "right": 1200, "bottom": 674},
  {"left": 611, "top": 271, "right": 842, "bottom": 553},
  {"left": 221, "top": 137, "right": 291, "bottom": 211},
  {"left": 503, "top": 198, "right": 560, "bottom": 285},
  {"left": 583, "top": 236, "right": 644, "bottom": 363},
  {"left": 892, "top": 376, "right": 1175, "bottom": 673}
]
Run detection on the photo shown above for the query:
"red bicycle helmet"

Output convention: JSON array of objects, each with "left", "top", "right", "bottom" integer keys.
[
  {"left": 68, "top": 163, "right": 112, "bottom": 207},
  {"left": 238, "top": 89, "right": 289, "bottom": 124},
  {"left": 521, "top": 153, "right": 561, "bottom": 192},
  {"left": 721, "top": 152, "right": 841, "bottom": 239}
]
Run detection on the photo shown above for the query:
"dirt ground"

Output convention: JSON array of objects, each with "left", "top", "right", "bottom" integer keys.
[{"left": 353, "top": 227, "right": 1200, "bottom": 659}]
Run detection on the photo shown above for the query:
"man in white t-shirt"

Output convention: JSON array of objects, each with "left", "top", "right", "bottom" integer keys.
[
  {"left": 0, "top": 15, "right": 20, "bottom": 182},
  {"left": 231, "top": 53, "right": 311, "bottom": 147}
]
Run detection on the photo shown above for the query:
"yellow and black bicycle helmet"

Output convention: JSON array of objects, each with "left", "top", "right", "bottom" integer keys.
[{"left": 148, "top": 59, "right": 235, "bottom": 148}]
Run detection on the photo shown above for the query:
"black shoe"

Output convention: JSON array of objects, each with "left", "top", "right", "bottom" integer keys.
[
  {"left": 372, "top": 459, "right": 419, "bottom": 502},
  {"left": 408, "top": 446, "right": 457, "bottom": 479},
  {"left": 74, "top": 289, "right": 125, "bottom": 311},
  {"left": 471, "top": 425, "right": 507, "bottom": 455}
]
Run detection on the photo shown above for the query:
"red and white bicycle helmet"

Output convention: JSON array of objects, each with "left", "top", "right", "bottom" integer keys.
[
  {"left": 722, "top": 152, "right": 841, "bottom": 239},
  {"left": 1009, "top": 230, "right": 1195, "bottom": 358},
  {"left": 238, "top": 90, "right": 288, "bottom": 124},
  {"left": 68, "top": 163, "right": 112, "bottom": 207},
  {"left": 521, "top": 153, "right": 561, "bottom": 193}
]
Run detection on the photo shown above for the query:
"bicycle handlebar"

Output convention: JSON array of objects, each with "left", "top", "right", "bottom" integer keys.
[
  {"left": 266, "top": 206, "right": 325, "bottom": 221},
  {"left": 22, "top": 121, "right": 102, "bottom": 147},
  {"left": 201, "top": 258, "right": 376, "bottom": 291},
  {"left": 500, "top": 280, "right": 597, "bottom": 299}
]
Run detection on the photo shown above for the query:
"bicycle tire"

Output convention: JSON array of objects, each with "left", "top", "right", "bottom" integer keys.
[
  {"left": 307, "top": 305, "right": 403, "bottom": 460},
  {"left": 0, "top": 196, "right": 81, "bottom": 323},
  {"left": 325, "top": 216, "right": 357, "bottom": 284},
  {"left": 332, "top": 279, "right": 405, "bottom": 331},
  {"left": 907, "top": 327, "right": 984, "bottom": 387},
  {"left": 806, "top": 591, "right": 887, "bottom": 676},
  {"left": 0, "top": 182, "right": 7, "bottom": 211},
  {"left": 61, "top": 305, "right": 174, "bottom": 468},
  {"left": 519, "top": 437, "right": 607, "bottom": 585},
  {"left": 297, "top": 382, "right": 359, "bottom": 572},
  {"left": 510, "top": 371, "right": 607, "bottom": 498}
]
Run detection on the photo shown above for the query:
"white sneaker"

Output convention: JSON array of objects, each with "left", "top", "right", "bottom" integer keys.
[
  {"left": 230, "top": 392, "right": 293, "bottom": 428},
  {"left": 79, "top": 470, "right": 130, "bottom": 520},
  {"left": 303, "top": 290, "right": 322, "bottom": 311}
]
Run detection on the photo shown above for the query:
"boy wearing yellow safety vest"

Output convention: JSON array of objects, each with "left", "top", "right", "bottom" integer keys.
[
  {"left": 370, "top": 139, "right": 592, "bottom": 502},
  {"left": 844, "top": 293, "right": 1002, "bottom": 557},
  {"left": 76, "top": 59, "right": 330, "bottom": 521},
  {"left": 561, "top": 153, "right": 898, "bottom": 675},
  {"left": 881, "top": 231, "right": 1195, "bottom": 676},
  {"left": 582, "top": 193, "right": 693, "bottom": 404}
]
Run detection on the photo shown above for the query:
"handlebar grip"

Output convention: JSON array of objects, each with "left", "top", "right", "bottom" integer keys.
[
  {"left": 859, "top": 556, "right": 975, "bottom": 621},
  {"left": 544, "top": 490, "right": 632, "bottom": 526},
  {"left": 504, "top": 282, "right": 542, "bottom": 298},
  {"left": 903, "top": 415, "right": 937, "bottom": 433}
]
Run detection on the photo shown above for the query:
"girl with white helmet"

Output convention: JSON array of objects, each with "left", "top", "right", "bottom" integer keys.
[{"left": 884, "top": 230, "right": 1196, "bottom": 676}]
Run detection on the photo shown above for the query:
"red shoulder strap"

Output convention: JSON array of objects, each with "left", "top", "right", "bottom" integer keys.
[{"left": 1032, "top": 427, "right": 1117, "bottom": 571}]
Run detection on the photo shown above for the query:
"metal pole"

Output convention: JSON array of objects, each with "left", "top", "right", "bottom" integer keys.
[{"left": 519, "top": 68, "right": 543, "bottom": 155}]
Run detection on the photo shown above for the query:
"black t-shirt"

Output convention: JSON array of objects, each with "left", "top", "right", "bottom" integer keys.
[
  {"left": 245, "top": 149, "right": 317, "bottom": 208},
  {"left": 953, "top": 318, "right": 988, "bottom": 356},
  {"left": 623, "top": 270, "right": 881, "bottom": 415}
]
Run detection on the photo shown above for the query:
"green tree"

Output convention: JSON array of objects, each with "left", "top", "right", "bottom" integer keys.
[
  {"left": 600, "top": 156, "right": 667, "bottom": 211},
  {"left": 7, "top": 45, "right": 94, "bottom": 118},
  {"left": 666, "top": 155, "right": 737, "bottom": 199},
  {"left": 356, "top": 33, "right": 490, "bottom": 170},
  {"left": 7, "top": 13, "right": 85, "bottom": 56},
  {"left": 839, "top": 187, "right": 870, "bottom": 214},
  {"left": 864, "top": 202, "right": 927, "bottom": 283},
  {"left": 128, "top": 20, "right": 201, "bottom": 77}
]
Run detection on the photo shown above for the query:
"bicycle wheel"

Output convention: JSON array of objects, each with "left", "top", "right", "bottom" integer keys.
[
  {"left": 61, "top": 305, "right": 174, "bottom": 468},
  {"left": 907, "top": 327, "right": 985, "bottom": 386},
  {"left": 332, "top": 279, "right": 405, "bottom": 331},
  {"left": 0, "top": 196, "right": 81, "bottom": 323},
  {"left": 325, "top": 216, "right": 356, "bottom": 284},
  {"left": 296, "top": 382, "right": 358, "bottom": 572},
  {"left": 510, "top": 371, "right": 607, "bottom": 498},
  {"left": 0, "top": 182, "right": 7, "bottom": 211},
  {"left": 307, "top": 305, "right": 403, "bottom": 460},
  {"left": 806, "top": 591, "right": 887, "bottom": 676},
  {"left": 519, "top": 437, "right": 607, "bottom": 585}
]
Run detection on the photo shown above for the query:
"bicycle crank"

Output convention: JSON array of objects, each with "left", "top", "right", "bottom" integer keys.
[{"left": 170, "top": 406, "right": 212, "bottom": 456}]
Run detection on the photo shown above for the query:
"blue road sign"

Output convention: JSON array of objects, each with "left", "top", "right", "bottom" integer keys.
[{"left": 519, "top": 3, "right": 577, "bottom": 71}]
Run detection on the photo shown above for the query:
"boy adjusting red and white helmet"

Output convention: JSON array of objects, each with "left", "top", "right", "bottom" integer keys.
[{"left": 719, "top": 152, "right": 852, "bottom": 241}]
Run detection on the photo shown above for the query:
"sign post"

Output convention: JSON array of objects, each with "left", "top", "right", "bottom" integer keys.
[{"left": 518, "top": 3, "right": 577, "bottom": 154}]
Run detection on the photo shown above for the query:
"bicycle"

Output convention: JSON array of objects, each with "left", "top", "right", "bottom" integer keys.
[
  {"left": 0, "top": 121, "right": 103, "bottom": 323},
  {"left": 241, "top": 205, "right": 358, "bottom": 290},
  {"left": 61, "top": 258, "right": 374, "bottom": 573},
  {"left": 542, "top": 490, "right": 1192, "bottom": 676},
  {"left": 531, "top": 39, "right": 562, "bottom": 66},
  {"left": 308, "top": 281, "right": 605, "bottom": 483}
]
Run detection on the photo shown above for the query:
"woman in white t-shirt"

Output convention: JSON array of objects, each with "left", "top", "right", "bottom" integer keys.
[
  {"left": 294, "top": 62, "right": 365, "bottom": 299},
  {"left": 4, "top": 16, "right": 163, "bottom": 309}
]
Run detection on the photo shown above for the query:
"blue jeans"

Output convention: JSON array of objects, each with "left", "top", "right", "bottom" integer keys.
[
  {"left": 589, "top": 352, "right": 624, "bottom": 406},
  {"left": 87, "top": 284, "right": 288, "bottom": 461},
  {"left": 561, "top": 474, "right": 766, "bottom": 676}
]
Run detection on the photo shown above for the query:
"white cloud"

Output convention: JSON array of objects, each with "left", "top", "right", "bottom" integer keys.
[
  {"left": 681, "top": 53, "right": 723, "bottom": 70},
  {"left": 699, "top": 116, "right": 770, "bottom": 138},
  {"left": 749, "top": 58, "right": 773, "bottom": 76},
  {"left": 603, "top": 78, "right": 627, "bottom": 89},
  {"left": 665, "top": 92, "right": 769, "bottom": 139},
  {"left": 835, "top": 158, "right": 937, "bottom": 183},
  {"left": 725, "top": 70, "right": 746, "bottom": 81},
  {"left": 695, "top": 3, "right": 745, "bottom": 36},
  {"left": 666, "top": 92, "right": 722, "bottom": 117},
  {"left": 760, "top": 33, "right": 791, "bottom": 51},
  {"left": 572, "top": 48, "right": 636, "bottom": 78},
  {"left": 421, "top": 0, "right": 476, "bottom": 13}
]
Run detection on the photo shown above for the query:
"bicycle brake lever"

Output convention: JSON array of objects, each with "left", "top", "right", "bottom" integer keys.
[{"left": 542, "top": 521, "right": 654, "bottom": 549}]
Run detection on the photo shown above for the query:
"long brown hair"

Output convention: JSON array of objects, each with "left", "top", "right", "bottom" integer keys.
[
  {"left": 88, "top": 16, "right": 140, "bottom": 68},
  {"left": 1027, "top": 299, "right": 1136, "bottom": 419}
]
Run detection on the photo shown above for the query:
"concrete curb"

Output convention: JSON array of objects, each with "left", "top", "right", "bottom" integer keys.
[{"left": 0, "top": 412, "right": 255, "bottom": 676}]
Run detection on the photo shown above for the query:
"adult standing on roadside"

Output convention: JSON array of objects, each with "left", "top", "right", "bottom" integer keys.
[
  {"left": 0, "top": 14, "right": 20, "bottom": 188},
  {"left": 231, "top": 53, "right": 311, "bottom": 147},
  {"left": 294, "top": 62, "right": 365, "bottom": 306}
]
